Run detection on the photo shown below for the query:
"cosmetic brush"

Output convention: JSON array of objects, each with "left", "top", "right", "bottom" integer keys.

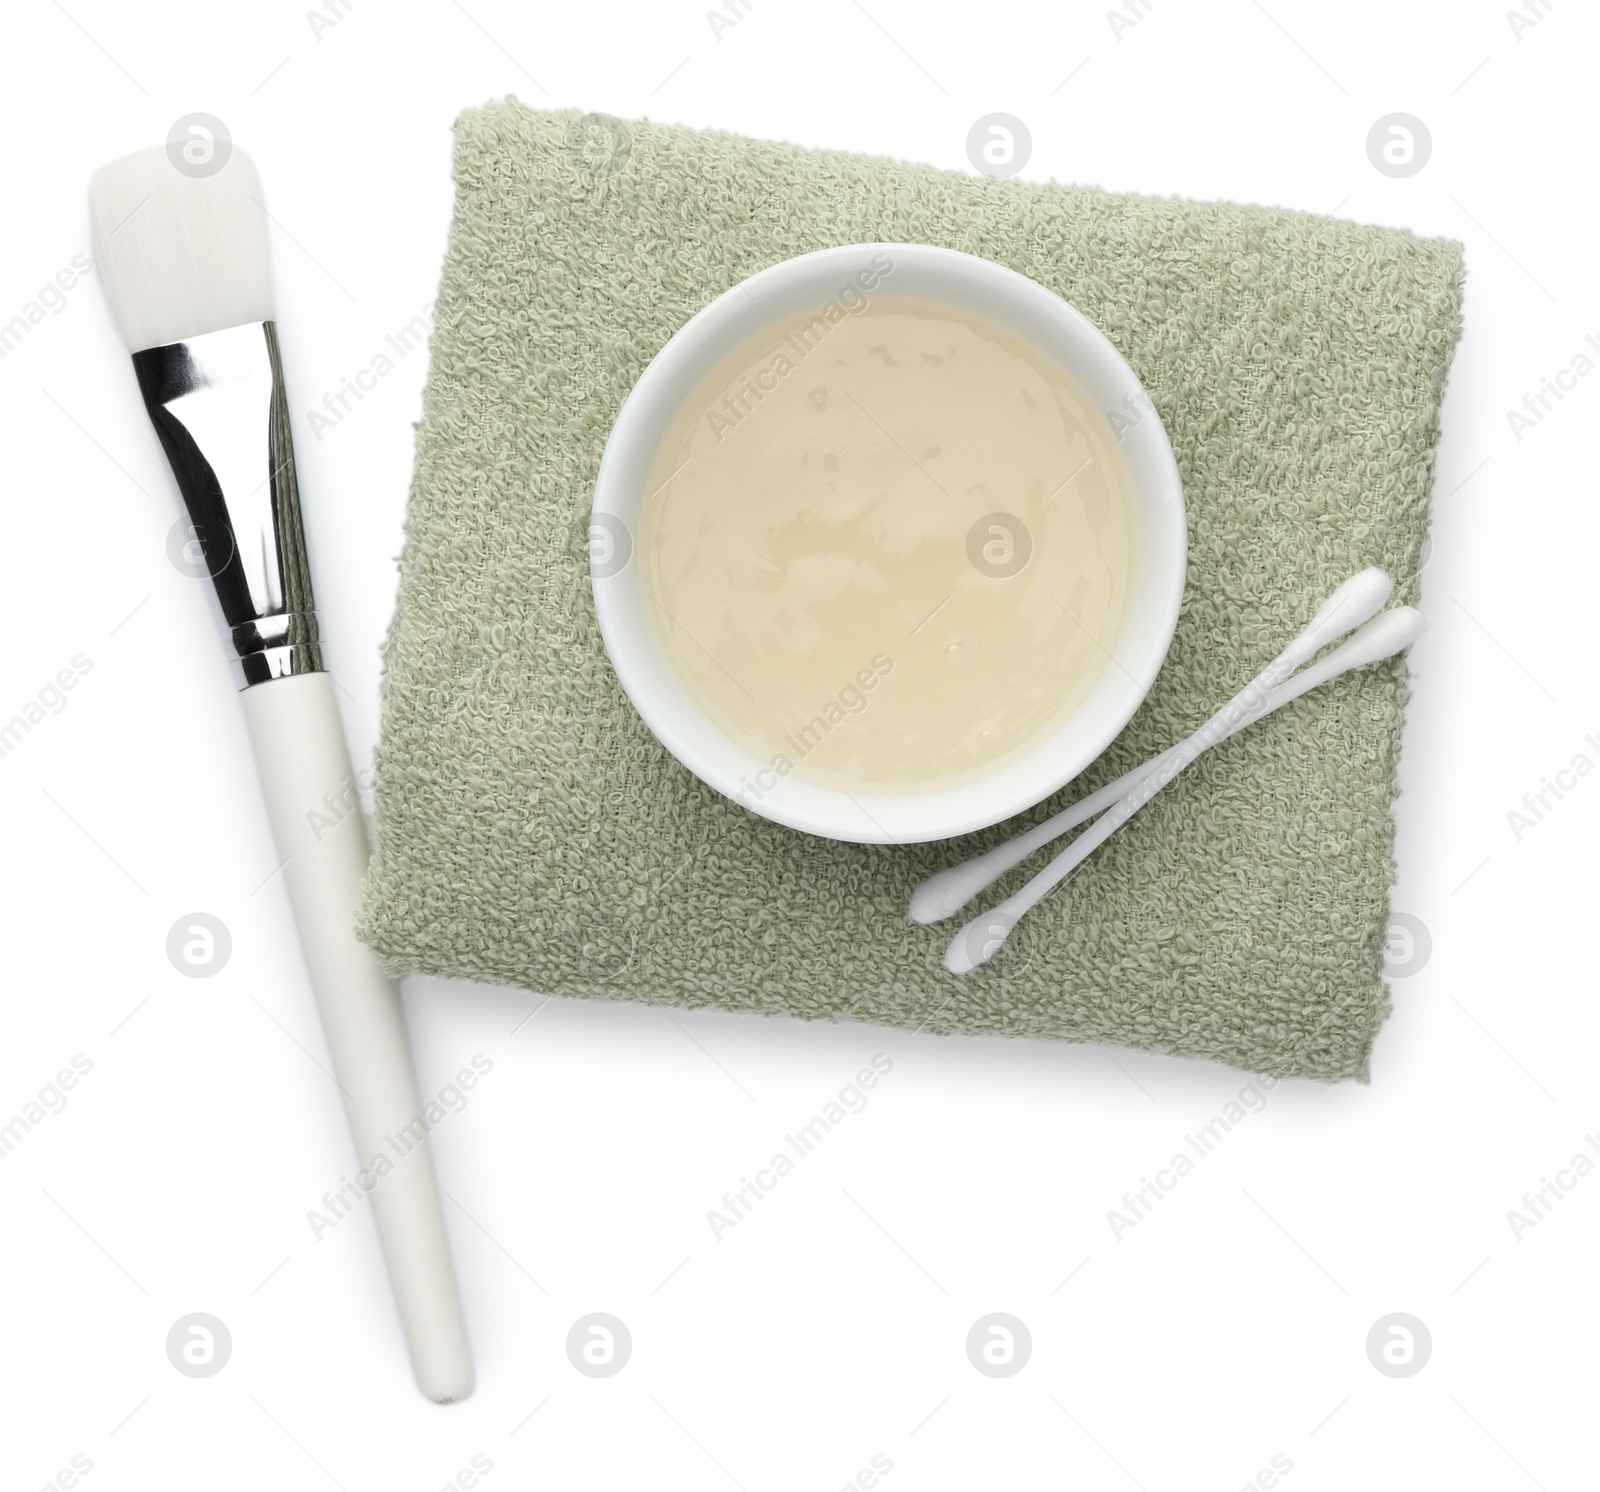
[
  {"left": 912, "top": 601, "right": 1424, "bottom": 926},
  {"left": 943, "top": 568, "right": 1402, "bottom": 974},
  {"left": 89, "top": 145, "right": 472, "bottom": 1402}
]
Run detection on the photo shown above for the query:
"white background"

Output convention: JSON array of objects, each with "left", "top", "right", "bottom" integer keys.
[{"left": 1, "top": 1, "right": 1594, "bottom": 1488}]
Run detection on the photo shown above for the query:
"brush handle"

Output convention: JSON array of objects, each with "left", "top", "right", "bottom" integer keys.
[{"left": 240, "top": 671, "right": 472, "bottom": 1404}]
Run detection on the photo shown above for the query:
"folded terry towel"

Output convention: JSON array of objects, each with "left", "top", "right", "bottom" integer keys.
[{"left": 357, "top": 101, "right": 1465, "bottom": 1082}]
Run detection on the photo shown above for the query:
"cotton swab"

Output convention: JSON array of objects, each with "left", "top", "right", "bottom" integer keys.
[
  {"left": 942, "top": 569, "right": 1401, "bottom": 974},
  {"left": 911, "top": 603, "right": 1425, "bottom": 925}
]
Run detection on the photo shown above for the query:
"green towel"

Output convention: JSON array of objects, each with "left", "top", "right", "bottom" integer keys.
[{"left": 357, "top": 101, "right": 1465, "bottom": 1082}]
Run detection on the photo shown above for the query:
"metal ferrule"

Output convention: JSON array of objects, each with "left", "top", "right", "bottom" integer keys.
[{"left": 133, "top": 321, "right": 322, "bottom": 688}]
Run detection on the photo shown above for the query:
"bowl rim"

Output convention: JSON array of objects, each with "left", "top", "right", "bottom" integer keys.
[{"left": 591, "top": 242, "right": 1187, "bottom": 844}]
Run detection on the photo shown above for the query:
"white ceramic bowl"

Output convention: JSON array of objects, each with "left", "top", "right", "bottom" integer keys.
[{"left": 591, "top": 244, "right": 1186, "bottom": 844}]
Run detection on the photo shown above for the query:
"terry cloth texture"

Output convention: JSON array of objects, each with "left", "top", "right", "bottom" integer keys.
[{"left": 357, "top": 101, "right": 1465, "bottom": 1082}]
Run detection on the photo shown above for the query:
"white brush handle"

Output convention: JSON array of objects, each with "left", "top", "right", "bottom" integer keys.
[{"left": 240, "top": 671, "right": 472, "bottom": 1404}]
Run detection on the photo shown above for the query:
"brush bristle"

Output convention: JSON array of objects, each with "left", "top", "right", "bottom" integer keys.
[{"left": 89, "top": 145, "right": 274, "bottom": 353}]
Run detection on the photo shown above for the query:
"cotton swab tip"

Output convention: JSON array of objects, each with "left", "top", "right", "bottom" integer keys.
[
  {"left": 944, "top": 911, "right": 1017, "bottom": 974},
  {"left": 1334, "top": 604, "right": 1427, "bottom": 666},
  {"left": 1294, "top": 567, "right": 1394, "bottom": 660},
  {"left": 910, "top": 868, "right": 983, "bottom": 925}
]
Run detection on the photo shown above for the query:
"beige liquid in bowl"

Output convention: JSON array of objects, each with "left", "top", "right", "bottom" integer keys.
[{"left": 640, "top": 296, "right": 1134, "bottom": 794}]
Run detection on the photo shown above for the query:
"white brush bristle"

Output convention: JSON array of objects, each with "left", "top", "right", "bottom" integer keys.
[{"left": 88, "top": 145, "right": 274, "bottom": 353}]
